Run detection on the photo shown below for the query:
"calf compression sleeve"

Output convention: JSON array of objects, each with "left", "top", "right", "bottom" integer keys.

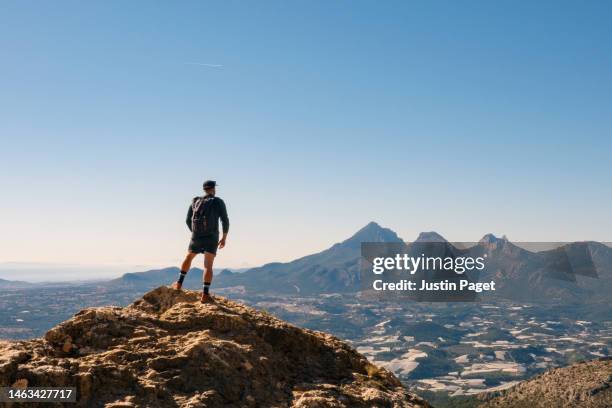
[{"left": 178, "top": 270, "right": 187, "bottom": 284}]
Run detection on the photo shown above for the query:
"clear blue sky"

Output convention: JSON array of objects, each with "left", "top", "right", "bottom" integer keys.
[{"left": 1, "top": 1, "right": 611, "bottom": 279}]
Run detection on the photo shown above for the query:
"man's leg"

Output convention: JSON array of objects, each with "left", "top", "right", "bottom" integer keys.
[
  {"left": 174, "top": 252, "right": 197, "bottom": 290},
  {"left": 201, "top": 251, "right": 216, "bottom": 301}
]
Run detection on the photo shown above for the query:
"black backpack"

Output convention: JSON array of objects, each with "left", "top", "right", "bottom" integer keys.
[{"left": 191, "top": 196, "right": 216, "bottom": 234}]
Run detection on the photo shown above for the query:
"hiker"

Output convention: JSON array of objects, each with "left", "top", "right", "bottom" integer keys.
[{"left": 173, "top": 180, "right": 229, "bottom": 303}]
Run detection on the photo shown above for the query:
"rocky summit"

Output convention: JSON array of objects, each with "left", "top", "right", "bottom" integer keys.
[
  {"left": 480, "top": 357, "right": 612, "bottom": 408},
  {"left": 0, "top": 286, "right": 429, "bottom": 407}
]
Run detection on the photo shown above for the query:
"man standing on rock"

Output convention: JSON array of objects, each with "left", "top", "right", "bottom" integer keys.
[{"left": 173, "top": 180, "right": 229, "bottom": 303}]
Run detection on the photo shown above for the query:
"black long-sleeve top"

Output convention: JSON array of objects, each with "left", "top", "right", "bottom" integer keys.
[{"left": 186, "top": 196, "right": 229, "bottom": 237}]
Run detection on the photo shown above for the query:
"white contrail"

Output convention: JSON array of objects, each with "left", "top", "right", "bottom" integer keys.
[{"left": 185, "top": 62, "right": 224, "bottom": 68}]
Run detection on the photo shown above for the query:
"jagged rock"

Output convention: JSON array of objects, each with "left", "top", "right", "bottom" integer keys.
[
  {"left": 480, "top": 357, "right": 612, "bottom": 408},
  {"left": 12, "top": 378, "right": 28, "bottom": 388},
  {"left": 0, "top": 286, "right": 429, "bottom": 408}
]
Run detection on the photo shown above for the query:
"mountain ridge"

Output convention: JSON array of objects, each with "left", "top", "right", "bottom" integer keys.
[
  {"left": 480, "top": 357, "right": 612, "bottom": 407},
  {"left": 105, "top": 222, "right": 612, "bottom": 303}
]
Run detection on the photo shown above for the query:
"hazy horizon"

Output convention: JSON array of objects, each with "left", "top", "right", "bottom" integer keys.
[
  {"left": 0, "top": 262, "right": 233, "bottom": 282},
  {"left": 3, "top": 221, "right": 612, "bottom": 282}
]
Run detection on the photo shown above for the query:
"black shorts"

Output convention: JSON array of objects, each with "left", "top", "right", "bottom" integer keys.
[{"left": 188, "top": 235, "right": 218, "bottom": 255}]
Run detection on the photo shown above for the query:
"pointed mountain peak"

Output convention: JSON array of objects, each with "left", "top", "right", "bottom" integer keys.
[
  {"left": 480, "top": 233, "right": 499, "bottom": 244},
  {"left": 359, "top": 221, "right": 384, "bottom": 233},
  {"left": 479, "top": 233, "right": 509, "bottom": 244},
  {"left": 344, "top": 222, "right": 402, "bottom": 244},
  {"left": 415, "top": 231, "right": 448, "bottom": 243}
]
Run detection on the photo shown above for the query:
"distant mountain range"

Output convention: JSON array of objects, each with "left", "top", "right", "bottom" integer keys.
[
  {"left": 105, "top": 222, "right": 612, "bottom": 305},
  {"left": 471, "top": 235, "right": 612, "bottom": 304},
  {"left": 0, "top": 278, "right": 32, "bottom": 289},
  {"left": 215, "top": 221, "right": 403, "bottom": 294},
  {"left": 104, "top": 222, "right": 400, "bottom": 293},
  {"left": 106, "top": 267, "right": 236, "bottom": 291}
]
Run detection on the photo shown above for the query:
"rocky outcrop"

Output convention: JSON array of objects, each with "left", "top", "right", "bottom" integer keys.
[
  {"left": 0, "top": 286, "right": 429, "bottom": 407},
  {"left": 480, "top": 357, "right": 612, "bottom": 408}
]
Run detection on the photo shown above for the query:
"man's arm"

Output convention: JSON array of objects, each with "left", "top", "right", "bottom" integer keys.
[
  {"left": 218, "top": 199, "right": 229, "bottom": 248},
  {"left": 186, "top": 202, "right": 193, "bottom": 231}
]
